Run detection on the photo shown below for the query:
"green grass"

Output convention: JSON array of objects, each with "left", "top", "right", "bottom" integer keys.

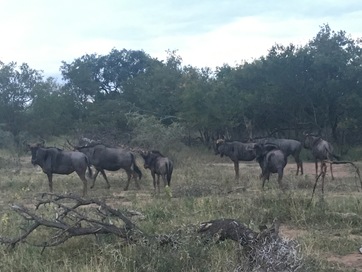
[{"left": 1, "top": 147, "right": 362, "bottom": 271}]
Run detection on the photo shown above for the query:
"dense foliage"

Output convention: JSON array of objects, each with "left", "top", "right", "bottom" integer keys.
[{"left": 1, "top": 25, "right": 362, "bottom": 147}]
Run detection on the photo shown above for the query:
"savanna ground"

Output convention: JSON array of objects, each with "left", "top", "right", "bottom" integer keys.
[{"left": 1, "top": 146, "right": 362, "bottom": 271}]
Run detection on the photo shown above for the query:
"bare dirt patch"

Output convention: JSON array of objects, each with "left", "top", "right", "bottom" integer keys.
[
  {"left": 211, "top": 160, "right": 359, "bottom": 179},
  {"left": 280, "top": 225, "right": 362, "bottom": 271},
  {"left": 327, "top": 253, "right": 362, "bottom": 272}
]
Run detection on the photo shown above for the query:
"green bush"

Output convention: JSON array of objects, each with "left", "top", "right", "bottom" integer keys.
[{"left": 127, "top": 113, "right": 186, "bottom": 152}]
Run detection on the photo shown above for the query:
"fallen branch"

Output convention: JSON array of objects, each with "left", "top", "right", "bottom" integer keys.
[{"left": 0, "top": 193, "right": 143, "bottom": 249}]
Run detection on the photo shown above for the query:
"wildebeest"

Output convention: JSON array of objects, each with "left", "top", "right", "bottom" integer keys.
[
  {"left": 214, "top": 139, "right": 256, "bottom": 180},
  {"left": 252, "top": 138, "right": 303, "bottom": 175},
  {"left": 303, "top": 133, "right": 339, "bottom": 179},
  {"left": 72, "top": 143, "right": 142, "bottom": 190},
  {"left": 27, "top": 143, "right": 93, "bottom": 196},
  {"left": 254, "top": 143, "right": 287, "bottom": 190},
  {"left": 140, "top": 150, "right": 173, "bottom": 193}
]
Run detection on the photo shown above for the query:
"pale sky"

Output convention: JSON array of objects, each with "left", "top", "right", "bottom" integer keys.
[{"left": 1, "top": 0, "right": 362, "bottom": 79}]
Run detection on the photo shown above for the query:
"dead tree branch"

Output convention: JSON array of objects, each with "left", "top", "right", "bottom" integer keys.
[
  {"left": 0, "top": 193, "right": 143, "bottom": 249},
  {"left": 198, "top": 218, "right": 304, "bottom": 271},
  {"left": 310, "top": 160, "right": 362, "bottom": 205}
]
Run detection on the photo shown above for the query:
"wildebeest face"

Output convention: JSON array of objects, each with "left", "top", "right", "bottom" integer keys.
[
  {"left": 27, "top": 143, "right": 44, "bottom": 165},
  {"left": 214, "top": 139, "right": 225, "bottom": 155},
  {"left": 254, "top": 144, "right": 263, "bottom": 158},
  {"left": 303, "top": 135, "right": 315, "bottom": 149},
  {"left": 141, "top": 152, "right": 151, "bottom": 169}
]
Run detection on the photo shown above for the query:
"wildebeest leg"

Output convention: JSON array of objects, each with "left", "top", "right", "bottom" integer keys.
[
  {"left": 75, "top": 170, "right": 88, "bottom": 197},
  {"left": 124, "top": 169, "right": 140, "bottom": 190},
  {"left": 295, "top": 156, "right": 303, "bottom": 175},
  {"left": 233, "top": 160, "right": 240, "bottom": 180},
  {"left": 156, "top": 174, "right": 161, "bottom": 194},
  {"left": 321, "top": 162, "right": 327, "bottom": 193},
  {"left": 124, "top": 170, "right": 132, "bottom": 191},
  {"left": 315, "top": 161, "right": 319, "bottom": 178},
  {"left": 261, "top": 173, "right": 269, "bottom": 189},
  {"left": 47, "top": 173, "right": 53, "bottom": 193},
  {"left": 277, "top": 169, "right": 285, "bottom": 190},
  {"left": 99, "top": 170, "right": 111, "bottom": 189},
  {"left": 149, "top": 171, "right": 156, "bottom": 192},
  {"left": 90, "top": 169, "right": 100, "bottom": 189},
  {"left": 162, "top": 174, "right": 167, "bottom": 188},
  {"left": 133, "top": 170, "right": 141, "bottom": 190},
  {"left": 80, "top": 176, "right": 88, "bottom": 197},
  {"left": 330, "top": 163, "right": 334, "bottom": 180}
]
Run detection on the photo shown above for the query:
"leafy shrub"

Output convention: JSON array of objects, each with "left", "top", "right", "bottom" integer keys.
[
  {"left": 127, "top": 113, "right": 186, "bottom": 152},
  {"left": 0, "top": 128, "right": 14, "bottom": 149}
]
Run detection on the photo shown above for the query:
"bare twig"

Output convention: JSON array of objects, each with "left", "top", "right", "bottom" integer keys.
[{"left": 309, "top": 160, "right": 362, "bottom": 205}]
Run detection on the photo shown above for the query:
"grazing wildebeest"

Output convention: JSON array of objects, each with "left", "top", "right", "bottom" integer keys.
[
  {"left": 140, "top": 150, "right": 173, "bottom": 194},
  {"left": 27, "top": 143, "right": 93, "bottom": 196},
  {"left": 214, "top": 139, "right": 256, "bottom": 180},
  {"left": 254, "top": 143, "right": 288, "bottom": 190},
  {"left": 252, "top": 138, "right": 303, "bottom": 175},
  {"left": 303, "top": 133, "right": 339, "bottom": 179},
  {"left": 73, "top": 143, "right": 142, "bottom": 190}
]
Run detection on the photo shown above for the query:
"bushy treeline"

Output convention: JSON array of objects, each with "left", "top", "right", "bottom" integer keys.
[{"left": 1, "top": 24, "right": 362, "bottom": 147}]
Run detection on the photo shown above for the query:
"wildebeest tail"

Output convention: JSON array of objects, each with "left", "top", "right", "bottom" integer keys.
[
  {"left": 85, "top": 157, "right": 93, "bottom": 178},
  {"left": 326, "top": 149, "right": 340, "bottom": 161},
  {"left": 166, "top": 161, "right": 173, "bottom": 185},
  {"left": 331, "top": 153, "right": 340, "bottom": 160},
  {"left": 131, "top": 153, "right": 142, "bottom": 179}
]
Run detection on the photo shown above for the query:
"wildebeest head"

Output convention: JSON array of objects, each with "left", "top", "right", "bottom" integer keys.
[
  {"left": 303, "top": 133, "right": 321, "bottom": 149},
  {"left": 27, "top": 142, "right": 45, "bottom": 166},
  {"left": 141, "top": 151, "right": 161, "bottom": 169},
  {"left": 254, "top": 143, "right": 279, "bottom": 162},
  {"left": 214, "top": 139, "right": 225, "bottom": 155}
]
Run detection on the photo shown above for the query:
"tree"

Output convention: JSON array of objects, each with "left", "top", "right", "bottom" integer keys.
[
  {"left": 25, "top": 78, "right": 80, "bottom": 136},
  {"left": 305, "top": 24, "right": 362, "bottom": 140},
  {"left": 0, "top": 61, "right": 43, "bottom": 142},
  {"left": 123, "top": 50, "right": 184, "bottom": 124},
  {"left": 60, "top": 49, "right": 156, "bottom": 135},
  {"left": 60, "top": 49, "right": 154, "bottom": 103},
  {"left": 178, "top": 66, "right": 216, "bottom": 143}
]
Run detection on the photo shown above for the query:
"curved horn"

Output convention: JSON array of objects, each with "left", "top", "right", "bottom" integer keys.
[
  {"left": 39, "top": 138, "right": 45, "bottom": 146},
  {"left": 66, "top": 139, "right": 82, "bottom": 150},
  {"left": 216, "top": 139, "right": 225, "bottom": 144},
  {"left": 66, "top": 139, "right": 75, "bottom": 148}
]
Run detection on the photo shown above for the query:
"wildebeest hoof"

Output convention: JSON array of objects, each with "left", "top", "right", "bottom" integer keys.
[{"left": 124, "top": 187, "right": 129, "bottom": 191}]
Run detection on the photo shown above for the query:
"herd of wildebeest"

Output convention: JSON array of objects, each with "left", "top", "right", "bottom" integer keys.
[{"left": 24, "top": 133, "right": 340, "bottom": 196}]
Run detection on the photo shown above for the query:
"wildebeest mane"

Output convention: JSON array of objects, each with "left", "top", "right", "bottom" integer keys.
[
  {"left": 150, "top": 150, "right": 165, "bottom": 157},
  {"left": 45, "top": 146, "right": 63, "bottom": 151}
]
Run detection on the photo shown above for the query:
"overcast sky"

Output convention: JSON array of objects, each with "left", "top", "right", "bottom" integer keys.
[{"left": 1, "top": 0, "right": 362, "bottom": 79}]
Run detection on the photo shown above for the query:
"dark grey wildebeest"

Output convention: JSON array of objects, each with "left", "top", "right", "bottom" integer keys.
[
  {"left": 254, "top": 143, "right": 287, "bottom": 190},
  {"left": 214, "top": 139, "right": 256, "bottom": 180},
  {"left": 28, "top": 143, "right": 93, "bottom": 196},
  {"left": 303, "top": 133, "right": 340, "bottom": 179},
  {"left": 252, "top": 138, "right": 303, "bottom": 175},
  {"left": 73, "top": 143, "right": 142, "bottom": 190},
  {"left": 140, "top": 150, "right": 173, "bottom": 194}
]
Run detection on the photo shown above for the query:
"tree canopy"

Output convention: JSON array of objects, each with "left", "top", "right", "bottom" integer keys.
[{"left": 1, "top": 25, "right": 362, "bottom": 147}]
